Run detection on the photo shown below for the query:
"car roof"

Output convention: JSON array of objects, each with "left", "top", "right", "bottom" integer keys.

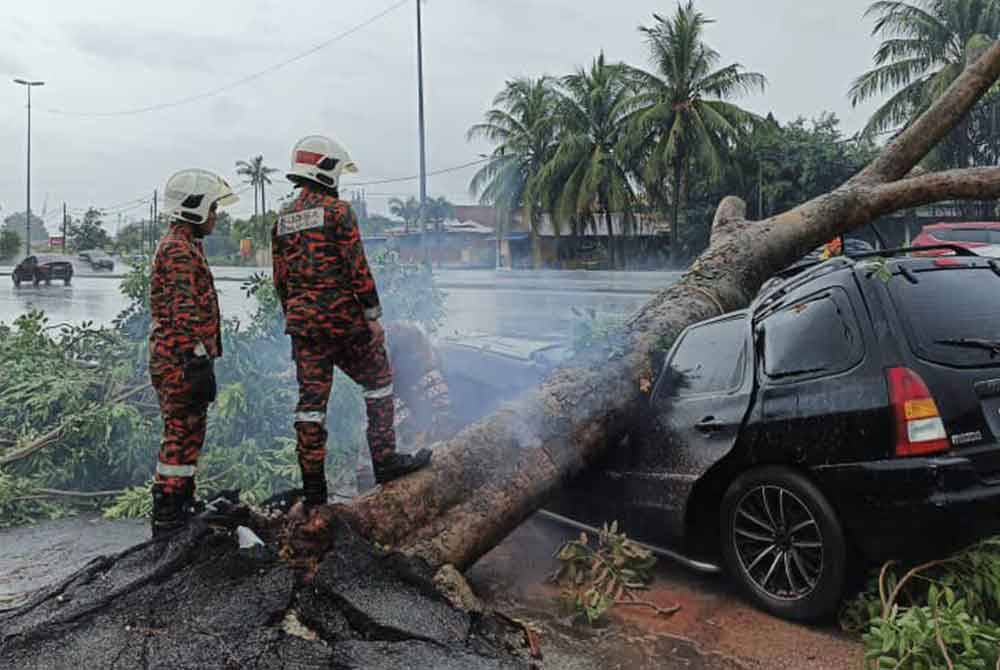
[
  {"left": 922, "top": 221, "right": 1000, "bottom": 230},
  {"left": 755, "top": 248, "right": 996, "bottom": 315},
  {"left": 34, "top": 255, "right": 69, "bottom": 263}
]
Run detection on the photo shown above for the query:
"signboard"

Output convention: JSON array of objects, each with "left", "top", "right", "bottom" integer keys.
[
  {"left": 49, "top": 236, "right": 65, "bottom": 248},
  {"left": 239, "top": 239, "right": 252, "bottom": 258}
]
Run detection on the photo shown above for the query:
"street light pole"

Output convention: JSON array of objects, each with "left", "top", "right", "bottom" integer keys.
[
  {"left": 13, "top": 78, "right": 44, "bottom": 258},
  {"left": 415, "top": 0, "right": 429, "bottom": 265}
]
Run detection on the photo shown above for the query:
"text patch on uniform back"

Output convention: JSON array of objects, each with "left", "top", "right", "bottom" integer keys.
[{"left": 278, "top": 208, "right": 324, "bottom": 236}]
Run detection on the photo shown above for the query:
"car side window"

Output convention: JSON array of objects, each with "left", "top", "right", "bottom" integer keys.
[
  {"left": 660, "top": 316, "right": 747, "bottom": 398},
  {"left": 759, "top": 289, "right": 863, "bottom": 381},
  {"left": 954, "top": 229, "right": 990, "bottom": 243}
]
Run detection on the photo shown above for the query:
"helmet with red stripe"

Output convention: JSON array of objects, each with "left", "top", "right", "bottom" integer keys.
[{"left": 287, "top": 135, "right": 358, "bottom": 189}]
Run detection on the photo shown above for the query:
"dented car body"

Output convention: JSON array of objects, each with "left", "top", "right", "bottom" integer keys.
[{"left": 551, "top": 249, "right": 1000, "bottom": 620}]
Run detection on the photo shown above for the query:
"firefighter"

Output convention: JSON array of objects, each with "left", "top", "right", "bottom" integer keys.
[
  {"left": 274, "top": 135, "right": 431, "bottom": 508},
  {"left": 149, "top": 168, "right": 238, "bottom": 537}
]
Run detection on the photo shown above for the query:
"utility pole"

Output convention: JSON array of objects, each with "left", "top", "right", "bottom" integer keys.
[
  {"left": 758, "top": 161, "right": 764, "bottom": 219},
  {"left": 62, "top": 202, "right": 67, "bottom": 254},
  {"left": 152, "top": 189, "right": 158, "bottom": 251},
  {"left": 13, "top": 78, "right": 44, "bottom": 257},
  {"left": 415, "top": 0, "right": 429, "bottom": 265}
]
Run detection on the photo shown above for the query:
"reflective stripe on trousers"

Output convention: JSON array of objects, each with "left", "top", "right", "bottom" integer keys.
[
  {"left": 295, "top": 411, "right": 326, "bottom": 424},
  {"left": 363, "top": 384, "right": 394, "bottom": 400},
  {"left": 156, "top": 462, "right": 197, "bottom": 478}
]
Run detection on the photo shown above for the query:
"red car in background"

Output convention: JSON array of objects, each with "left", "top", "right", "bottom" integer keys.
[{"left": 912, "top": 222, "right": 1000, "bottom": 257}]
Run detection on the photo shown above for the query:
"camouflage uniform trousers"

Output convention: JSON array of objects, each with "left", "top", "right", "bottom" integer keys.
[
  {"left": 151, "top": 360, "right": 209, "bottom": 496},
  {"left": 292, "top": 331, "right": 396, "bottom": 477}
]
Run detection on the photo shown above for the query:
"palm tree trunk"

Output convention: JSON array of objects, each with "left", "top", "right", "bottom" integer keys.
[
  {"left": 260, "top": 180, "right": 269, "bottom": 261},
  {"left": 670, "top": 160, "right": 682, "bottom": 268},
  {"left": 252, "top": 183, "right": 260, "bottom": 225},
  {"left": 604, "top": 211, "right": 616, "bottom": 270},
  {"left": 528, "top": 206, "right": 542, "bottom": 269}
]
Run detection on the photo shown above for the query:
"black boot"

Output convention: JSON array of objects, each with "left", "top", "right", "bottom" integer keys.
[
  {"left": 301, "top": 472, "right": 329, "bottom": 507},
  {"left": 151, "top": 484, "right": 195, "bottom": 538},
  {"left": 374, "top": 449, "right": 432, "bottom": 485}
]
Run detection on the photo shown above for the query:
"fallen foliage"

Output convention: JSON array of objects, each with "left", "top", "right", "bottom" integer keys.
[{"left": 842, "top": 538, "right": 1000, "bottom": 669}]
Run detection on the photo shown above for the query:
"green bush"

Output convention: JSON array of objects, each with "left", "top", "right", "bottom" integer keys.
[{"left": 842, "top": 539, "right": 1000, "bottom": 669}]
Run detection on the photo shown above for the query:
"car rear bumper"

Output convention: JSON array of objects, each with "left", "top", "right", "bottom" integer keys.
[{"left": 812, "top": 457, "right": 1000, "bottom": 562}]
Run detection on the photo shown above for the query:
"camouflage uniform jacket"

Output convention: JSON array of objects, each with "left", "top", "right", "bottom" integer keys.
[
  {"left": 272, "top": 185, "right": 381, "bottom": 338},
  {"left": 149, "top": 223, "right": 222, "bottom": 363}
]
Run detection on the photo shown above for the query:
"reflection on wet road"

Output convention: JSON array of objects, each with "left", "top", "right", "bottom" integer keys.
[{"left": 0, "top": 268, "right": 681, "bottom": 342}]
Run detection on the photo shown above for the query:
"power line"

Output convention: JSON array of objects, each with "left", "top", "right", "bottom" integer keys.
[
  {"left": 342, "top": 158, "right": 489, "bottom": 187},
  {"left": 44, "top": 0, "right": 408, "bottom": 118}
]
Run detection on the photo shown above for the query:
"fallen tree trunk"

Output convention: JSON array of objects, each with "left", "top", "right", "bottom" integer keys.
[{"left": 342, "top": 41, "right": 1000, "bottom": 571}]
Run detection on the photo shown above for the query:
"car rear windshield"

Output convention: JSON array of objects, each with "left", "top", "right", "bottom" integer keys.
[{"left": 889, "top": 267, "right": 1000, "bottom": 368}]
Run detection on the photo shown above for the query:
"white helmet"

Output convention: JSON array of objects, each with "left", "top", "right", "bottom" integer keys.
[
  {"left": 287, "top": 135, "right": 358, "bottom": 189},
  {"left": 162, "top": 169, "right": 239, "bottom": 225}
]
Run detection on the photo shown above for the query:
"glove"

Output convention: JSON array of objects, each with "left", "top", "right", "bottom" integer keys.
[{"left": 183, "top": 353, "right": 217, "bottom": 407}]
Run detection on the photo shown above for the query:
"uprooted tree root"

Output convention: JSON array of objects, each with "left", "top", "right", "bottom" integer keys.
[{"left": 0, "top": 505, "right": 538, "bottom": 670}]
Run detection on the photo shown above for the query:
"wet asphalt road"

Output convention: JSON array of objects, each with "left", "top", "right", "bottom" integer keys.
[{"left": 0, "top": 265, "right": 680, "bottom": 342}]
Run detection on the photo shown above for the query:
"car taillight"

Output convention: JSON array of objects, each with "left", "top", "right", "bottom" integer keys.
[{"left": 887, "top": 367, "right": 950, "bottom": 457}]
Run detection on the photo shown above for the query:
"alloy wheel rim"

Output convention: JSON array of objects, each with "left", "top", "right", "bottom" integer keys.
[{"left": 732, "top": 485, "right": 824, "bottom": 601}]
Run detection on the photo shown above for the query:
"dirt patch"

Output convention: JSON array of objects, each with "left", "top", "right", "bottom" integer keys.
[{"left": 467, "top": 515, "right": 863, "bottom": 670}]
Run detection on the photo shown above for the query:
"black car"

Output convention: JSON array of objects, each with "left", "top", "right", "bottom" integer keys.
[
  {"left": 12, "top": 256, "right": 74, "bottom": 287},
  {"left": 549, "top": 246, "right": 1000, "bottom": 621}
]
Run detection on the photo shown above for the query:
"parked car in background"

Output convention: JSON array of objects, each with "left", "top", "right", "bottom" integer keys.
[
  {"left": 12, "top": 256, "right": 74, "bottom": 287},
  {"left": 912, "top": 221, "right": 1000, "bottom": 257},
  {"left": 79, "top": 249, "right": 114, "bottom": 271},
  {"left": 545, "top": 246, "right": 1000, "bottom": 621}
]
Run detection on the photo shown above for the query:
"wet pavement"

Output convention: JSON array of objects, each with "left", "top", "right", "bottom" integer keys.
[
  {"left": 0, "top": 513, "right": 861, "bottom": 668},
  {"left": 0, "top": 265, "right": 680, "bottom": 342},
  {"left": 0, "top": 515, "right": 146, "bottom": 609}
]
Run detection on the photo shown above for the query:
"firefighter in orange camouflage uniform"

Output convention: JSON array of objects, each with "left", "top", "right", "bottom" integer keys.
[
  {"left": 149, "top": 169, "right": 238, "bottom": 537},
  {"left": 274, "top": 135, "right": 431, "bottom": 508}
]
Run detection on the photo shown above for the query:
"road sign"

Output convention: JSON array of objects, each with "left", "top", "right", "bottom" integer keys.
[{"left": 49, "top": 236, "right": 65, "bottom": 248}]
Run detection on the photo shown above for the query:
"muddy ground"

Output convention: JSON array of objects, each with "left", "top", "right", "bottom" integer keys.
[{"left": 0, "top": 514, "right": 862, "bottom": 669}]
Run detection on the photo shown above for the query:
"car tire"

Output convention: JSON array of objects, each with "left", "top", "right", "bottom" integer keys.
[
  {"left": 32, "top": 273, "right": 40, "bottom": 287},
  {"left": 13, "top": 276, "right": 20, "bottom": 288},
  {"left": 720, "top": 466, "right": 847, "bottom": 622},
  {"left": 64, "top": 276, "right": 72, "bottom": 286}
]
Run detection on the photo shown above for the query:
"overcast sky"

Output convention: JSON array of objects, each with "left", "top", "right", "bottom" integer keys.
[{"left": 0, "top": 0, "right": 883, "bottom": 233}]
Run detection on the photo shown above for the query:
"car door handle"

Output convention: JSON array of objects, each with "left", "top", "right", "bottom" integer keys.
[{"left": 695, "top": 417, "right": 725, "bottom": 433}]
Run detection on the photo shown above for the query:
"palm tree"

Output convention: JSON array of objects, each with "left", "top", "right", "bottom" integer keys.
[
  {"left": 851, "top": 0, "right": 1000, "bottom": 139},
  {"left": 537, "top": 53, "right": 637, "bottom": 270},
  {"left": 468, "top": 77, "right": 559, "bottom": 268},
  {"left": 235, "top": 155, "right": 279, "bottom": 225},
  {"left": 388, "top": 196, "right": 421, "bottom": 233},
  {"left": 626, "top": 2, "right": 766, "bottom": 266},
  {"left": 426, "top": 197, "right": 454, "bottom": 232}
]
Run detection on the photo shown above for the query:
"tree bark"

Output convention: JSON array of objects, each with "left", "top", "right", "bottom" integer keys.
[{"left": 338, "top": 41, "right": 1000, "bottom": 572}]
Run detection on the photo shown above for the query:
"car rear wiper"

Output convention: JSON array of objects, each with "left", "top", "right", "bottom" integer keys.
[{"left": 935, "top": 338, "right": 1000, "bottom": 356}]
